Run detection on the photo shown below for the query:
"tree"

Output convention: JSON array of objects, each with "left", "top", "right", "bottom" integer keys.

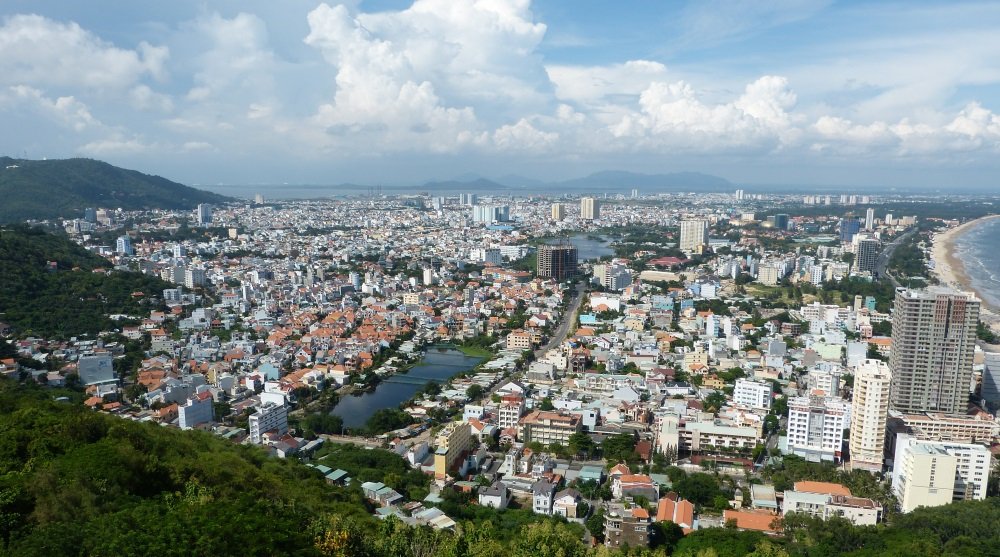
[
  {"left": 585, "top": 509, "right": 606, "bottom": 543},
  {"left": 539, "top": 397, "right": 554, "bottom": 411},
  {"left": 705, "top": 391, "right": 727, "bottom": 413},
  {"left": 651, "top": 520, "right": 685, "bottom": 552},
  {"left": 675, "top": 472, "right": 725, "bottom": 507},
  {"left": 466, "top": 384, "right": 484, "bottom": 401},
  {"left": 601, "top": 432, "right": 637, "bottom": 463},
  {"left": 568, "top": 432, "right": 595, "bottom": 459}
]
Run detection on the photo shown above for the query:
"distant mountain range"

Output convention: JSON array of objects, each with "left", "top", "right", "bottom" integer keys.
[
  {"left": 0, "top": 157, "right": 231, "bottom": 223},
  {"left": 420, "top": 170, "right": 732, "bottom": 193}
]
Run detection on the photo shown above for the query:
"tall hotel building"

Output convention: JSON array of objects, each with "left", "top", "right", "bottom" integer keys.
[
  {"left": 537, "top": 244, "right": 578, "bottom": 281},
  {"left": 889, "top": 287, "right": 980, "bottom": 415},
  {"left": 580, "top": 197, "right": 599, "bottom": 220},
  {"left": 849, "top": 359, "right": 892, "bottom": 472}
]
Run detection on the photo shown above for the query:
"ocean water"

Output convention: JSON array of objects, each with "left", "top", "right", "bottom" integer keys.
[{"left": 953, "top": 217, "right": 1000, "bottom": 310}]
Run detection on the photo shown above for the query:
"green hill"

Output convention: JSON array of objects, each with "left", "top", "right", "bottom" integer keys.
[
  {"left": 0, "top": 226, "right": 172, "bottom": 338},
  {"left": 0, "top": 157, "right": 230, "bottom": 223}
]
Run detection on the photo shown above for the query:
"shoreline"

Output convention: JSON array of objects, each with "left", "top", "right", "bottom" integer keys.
[{"left": 931, "top": 214, "right": 1000, "bottom": 328}]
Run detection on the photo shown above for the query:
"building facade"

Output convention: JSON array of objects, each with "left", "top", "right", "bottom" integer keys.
[
  {"left": 849, "top": 359, "right": 891, "bottom": 472},
  {"left": 891, "top": 435, "right": 992, "bottom": 513},
  {"left": 679, "top": 220, "right": 708, "bottom": 252},
  {"left": 580, "top": 197, "right": 599, "bottom": 220},
  {"left": 537, "top": 244, "right": 578, "bottom": 281},
  {"left": 889, "top": 287, "right": 980, "bottom": 414},
  {"left": 249, "top": 402, "right": 288, "bottom": 444},
  {"left": 786, "top": 396, "right": 848, "bottom": 462}
]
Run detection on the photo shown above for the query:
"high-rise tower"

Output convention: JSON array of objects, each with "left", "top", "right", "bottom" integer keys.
[{"left": 889, "top": 287, "right": 980, "bottom": 414}]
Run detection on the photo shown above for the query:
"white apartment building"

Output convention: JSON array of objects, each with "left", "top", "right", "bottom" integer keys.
[
  {"left": 782, "top": 482, "right": 881, "bottom": 526},
  {"left": 580, "top": 197, "right": 599, "bottom": 220},
  {"left": 891, "top": 434, "right": 992, "bottom": 513},
  {"left": 733, "top": 378, "right": 772, "bottom": 410},
  {"left": 849, "top": 360, "right": 891, "bottom": 472},
  {"left": 498, "top": 397, "right": 525, "bottom": 431},
  {"left": 679, "top": 219, "right": 708, "bottom": 252},
  {"left": 178, "top": 394, "right": 214, "bottom": 429},
  {"left": 249, "top": 402, "right": 288, "bottom": 444},
  {"left": 469, "top": 247, "right": 503, "bottom": 265},
  {"left": 786, "top": 396, "right": 848, "bottom": 463}
]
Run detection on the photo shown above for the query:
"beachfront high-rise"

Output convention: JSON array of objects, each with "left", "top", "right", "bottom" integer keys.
[
  {"left": 580, "top": 197, "right": 599, "bottom": 220},
  {"left": 679, "top": 219, "right": 709, "bottom": 253},
  {"left": 849, "top": 359, "right": 892, "bottom": 472},
  {"left": 889, "top": 286, "right": 980, "bottom": 415},
  {"left": 537, "top": 244, "right": 578, "bottom": 281}
]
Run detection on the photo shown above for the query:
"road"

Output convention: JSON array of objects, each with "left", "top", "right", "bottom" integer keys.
[
  {"left": 875, "top": 227, "right": 916, "bottom": 287},
  {"left": 536, "top": 282, "right": 586, "bottom": 358}
]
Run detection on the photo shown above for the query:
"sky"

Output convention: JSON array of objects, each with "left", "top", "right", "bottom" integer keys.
[{"left": 2, "top": 0, "right": 1000, "bottom": 188}]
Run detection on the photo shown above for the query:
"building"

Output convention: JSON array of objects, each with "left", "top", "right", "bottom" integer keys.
[
  {"left": 178, "top": 393, "right": 214, "bottom": 429},
  {"left": 782, "top": 481, "right": 881, "bottom": 525},
  {"left": 472, "top": 204, "right": 510, "bottom": 224},
  {"left": 839, "top": 216, "right": 860, "bottom": 242},
  {"left": 611, "top": 473, "right": 658, "bottom": 501},
  {"left": 434, "top": 421, "right": 473, "bottom": 480},
  {"left": 889, "top": 287, "right": 980, "bottom": 414},
  {"left": 498, "top": 395, "right": 525, "bottom": 430},
  {"left": 886, "top": 410, "right": 998, "bottom": 445},
  {"left": 505, "top": 329, "right": 532, "bottom": 350},
  {"left": 785, "top": 396, "right": 848, "bottom": 462},
  {"left": 773, "top": 214, "right": 789, "bottom": 230},
  {"left": 865, "top": 207, "right": 875, "bottom": 229},
  {"left": 849, "top": 359, "right": 891, "bottom": 472},
  {"left": 116, "top": 235, "right": 133, "bottom": 256},
  {"left": 249, "top": 402, "right": 288, "bottom": 444},
  {"left": 679, "top": 220, "right": 708, "bottom": 252},
  {"left": 981, "top": 352, "right": 1000, "bottom": 414},
  {"left": 532, "top": 480, "right": 556, "bottom": 515},
  {"left": 733, "top": 378, "right": 772, "bottom": 410},
  {"left": 604, "top": 505, "right": 651, "bottom": 549},
  {"left": 553, "top": 489, "right": 583, "bottom": 518},
  {"left": 855, "top": 238, "right": 879, "bottom": 273},
  {"left": 196, "top": 203, "right": 213, "bottom": 226},
  {"left": 891, "top": 435, "right": 992, "bottom": 513},
  {"left": 518, "top": 410, "right": 582, "bottom": 445},
  {"left": 537, "top": 244, "right": 578, "bottom": 281},
  {"left": 551, "top": 203, "right": 565, "bottom": 222},
  {"left": 592, "top": 262, "right": 633, "bottom": 291},
  {"left": 580, "top": 197, "right": 599, "bottom": 220},
  {"left": 184, "top": 267, "right": 207, "bottom": 289},
  {"left": 478, "top": 481, "right": 509, "bottom": 509},
  {"left": 77, "top": 354, "right": 117, "bottom": 386}
]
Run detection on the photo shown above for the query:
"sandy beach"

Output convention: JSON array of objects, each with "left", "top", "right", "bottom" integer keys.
[{"left": 931, "top": 214, "right": 1000, "bottom": 328}]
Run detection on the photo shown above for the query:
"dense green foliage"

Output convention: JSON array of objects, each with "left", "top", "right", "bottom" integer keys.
[
  {"left": 0, "top": 226, "right": 173, "bottom": 338},
  {"left": 0, "top": 157, "right": 229, "bottom": 222},
  {"left": 362, "top": 407, "right": 415, "bottom": 435},
  {"left": 0, "top": 379, "right": 367, "bottom": 556},
  {"left": 314, "top": 443, "right": 430, "bottom": 501}
]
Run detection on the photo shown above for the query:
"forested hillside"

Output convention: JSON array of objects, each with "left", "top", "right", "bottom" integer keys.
[
  {"left": 0, "top": 378, "right": 998, "bottom": 556},
  {"left": 0, "top": 226, "right": 170, "bottom": 338},
  {"left": 0, "top": 157, "right": 229, "bottom": 223}
]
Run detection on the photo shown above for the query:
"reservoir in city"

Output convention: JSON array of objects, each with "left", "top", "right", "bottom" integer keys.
[
  {"left": 550, "top": 233, "right": 615, "bottom": 262},
  {"left": 332, "top": 347, "right": 483, "bottom": 428}
]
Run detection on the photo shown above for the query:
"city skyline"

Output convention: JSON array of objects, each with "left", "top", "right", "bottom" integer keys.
[{"left": 2, "top": 1, "right": 1000, "bottom": 188}]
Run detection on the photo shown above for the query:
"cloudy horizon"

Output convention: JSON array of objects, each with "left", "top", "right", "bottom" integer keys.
[{"left": 2, "top": 0, "right": 1000, "bottom": 189}]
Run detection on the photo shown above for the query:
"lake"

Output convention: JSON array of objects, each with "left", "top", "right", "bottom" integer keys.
[
  {"left": 546, "top": 233, "right": 615, "bottom": 262},
  {"left": 331, "top": 347, "right": 483, "bottom": 428}
]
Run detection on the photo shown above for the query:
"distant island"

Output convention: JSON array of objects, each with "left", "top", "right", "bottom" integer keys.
[{"left": 0, "top": 156, "right": 231, "bottom": 223}]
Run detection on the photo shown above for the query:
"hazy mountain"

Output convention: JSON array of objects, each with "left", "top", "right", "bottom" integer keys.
[{"left": 0, "top": 157, "right": 232, "bottom": 223}]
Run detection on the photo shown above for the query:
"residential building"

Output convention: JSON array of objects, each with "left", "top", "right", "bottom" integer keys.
[
  {"left": 604, "top": 505, "right": 652, "bottom": 549},
  {"left": 782, "top": 481, "right": 881, "bottom": 526},
  {"left": 77, "top": 354, "right": 117, "bottom": 386},
  {"left": 553, "top": 489, "right": 582, "bottom": 518},
  {"left": 537, "top": 244, "right": 578, "bottom": 280},
  {"left": 518, "top": 410, "right": 582, "bottom": 445},
  {"left": 249, "top": 402, "right": 288, "bottom": 444},
  {"left": 656, "top": 496, "right": 695, "bottom": 530},
  {"left": 581, "top": 197, "right": 599, "bottom": 220},
  {"left": 532, "top": 479, "right": 556, "bottom": 514},
  {"left": 982, "top": 352, "right": 1000, "bottom": 415},
  {"left": 178, "top": 392, "right": 214, "bottom": 429},
  {"left": 551, "top": 203, "right": 565, "bottom": 222},
  {"left": 856, "top": 238, "right": 879, "bottom": 273},
  {"left": 786, "top": 396, "right": 848, "bottom": 462},
  {"left": 887, "top": 410, "right": 998, "bottom": 444},
  {"left": 849, "top": 359, "right": 891, "bottom": 472},
  {"left": 612, "top": 474, "right": 658, "bottom": 501},
  {"left": 505, "top": 329, "right": 532, "bottom": 350},
  {"left": 478, "top": 482, "right": 509, "bottom": 509},
  {"left": 434, "top": 421, "right": 473, "bottom": 480},
  {"left": 889, "top": 287, "right": 980, "bottom": 414},
  {"left": 679, "top": 220, "right": 708, "bottom": 252},
  {"left": 196, "top": 203, "right": 213, "bottom": 226},
  {"left": 498, "top": 395, "right": 525, "bottom": 431},
  {"left": 839, "top": 216, "right": 860, "bottom": 242},
  {"left": 891, "top": 435, "right": 992, "bottom": 513},
  {"left": 733, "top": 378, "right": 772, "bottom": 410},
  {"left": 116, "top": 235, "right": 133, "bottom": 256}
]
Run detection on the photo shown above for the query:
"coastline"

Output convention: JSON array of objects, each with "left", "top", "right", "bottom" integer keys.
[{"left": 931, "top": 214, "right": 1000, "bottom": 327}]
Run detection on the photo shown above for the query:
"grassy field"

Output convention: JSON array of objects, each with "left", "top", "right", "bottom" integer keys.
[{"left": 454, "top": 344, "right": 493, "bottom": 358}]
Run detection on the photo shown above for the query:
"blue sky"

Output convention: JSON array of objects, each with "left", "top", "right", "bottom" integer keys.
[{"left": 2, "top": 0, "right": 1000, "bottom": 188}]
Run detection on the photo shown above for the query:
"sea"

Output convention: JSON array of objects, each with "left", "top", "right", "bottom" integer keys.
[{"left": 953, "top": 217, "right": 1000, "bottom": 311}]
